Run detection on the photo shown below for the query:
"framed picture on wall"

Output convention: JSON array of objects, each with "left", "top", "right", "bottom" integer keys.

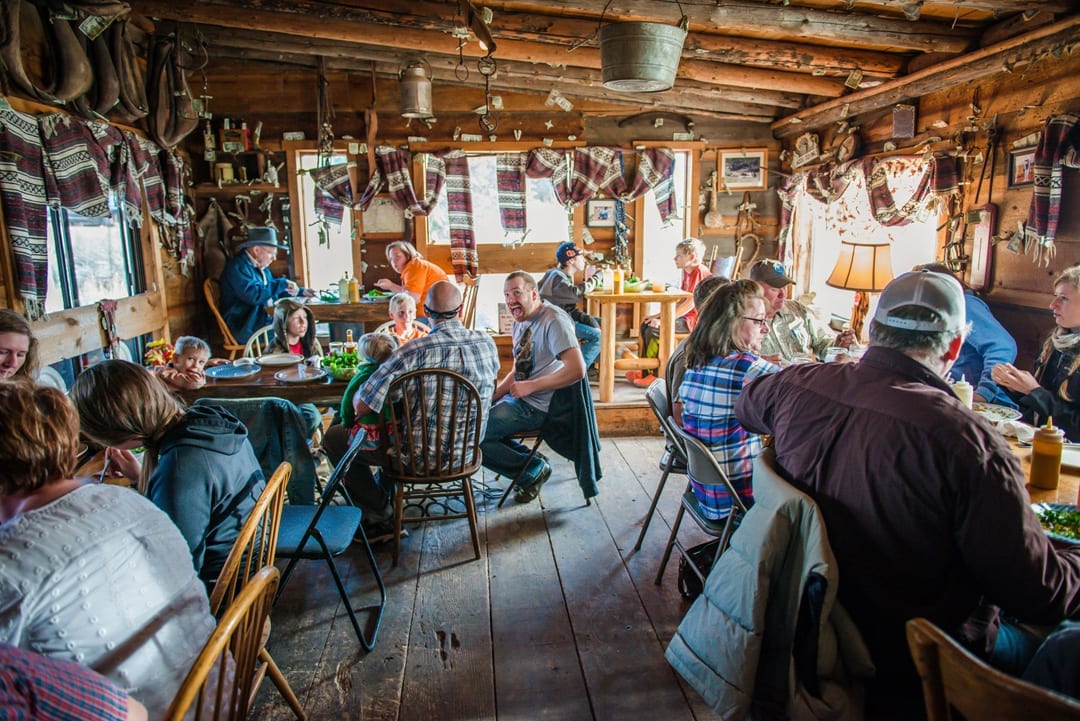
[
  {"left": 586, "top": 199, "right": 617, "bottom": 227},
  {"left": 1008, "top": 147, "right": 1036, "bottom": 188},
  {"left": 361, "top": 195, "right": 405, "bottom": 235},
  {"left": 719, "top": 148, "right": 768, "bottom": 190}
]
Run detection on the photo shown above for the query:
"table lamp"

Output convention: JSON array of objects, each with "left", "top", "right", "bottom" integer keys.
[{"left": 825, "top": 240, "right": 894, "bottom": 339}]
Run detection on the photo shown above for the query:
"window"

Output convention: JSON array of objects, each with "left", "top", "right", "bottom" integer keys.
[
  {"left": 639, "top": 150, "right": 692, "bottom": 289},
  {"left": 44, "top": 192, "right": 146, "bottom": 382},
  {"left": 296, "top": 151, "right": 354, "bottom": 293},
  {"left": 427, "top": 155, "right": 570, "bottom": 245}
]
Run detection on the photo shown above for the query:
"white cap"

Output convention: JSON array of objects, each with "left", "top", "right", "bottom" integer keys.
[{"left": 873, "top": 270, "right": 965, "bottom": 333}]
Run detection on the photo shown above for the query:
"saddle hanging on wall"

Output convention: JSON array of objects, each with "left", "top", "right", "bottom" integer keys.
[
  {"left": 1, "top": 0, "right": 93, "bottom": 103},
  {"left": 108, "top": 17, "right": 148, "bottom": 122},
  {"left": 147, "top": 31, "right": 199, "bottom": 148}
]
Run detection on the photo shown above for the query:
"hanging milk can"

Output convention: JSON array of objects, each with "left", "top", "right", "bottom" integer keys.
[
  {"left": 599, "top": 3, "right": 688, "bottom": 93},
  {"left": 399, "top": 58, "right": 433, "bottom": 119}
]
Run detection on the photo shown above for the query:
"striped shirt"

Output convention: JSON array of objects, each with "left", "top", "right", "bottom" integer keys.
[{"left": 680, "top": 351, "right": 779, "bottom": 518}]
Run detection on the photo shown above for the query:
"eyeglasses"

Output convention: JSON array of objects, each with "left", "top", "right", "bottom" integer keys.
[{"left": 742, "top": 316, "right": 769, "bottom": 329}]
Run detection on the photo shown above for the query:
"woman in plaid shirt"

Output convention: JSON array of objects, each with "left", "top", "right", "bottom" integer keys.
[{"left": 678, "top": 280, "right": 779, "bottom": 519}]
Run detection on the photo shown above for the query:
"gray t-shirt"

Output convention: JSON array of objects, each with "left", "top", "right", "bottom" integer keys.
[{"left": 511, "top": 301, "right": 578, "bottom": 412}]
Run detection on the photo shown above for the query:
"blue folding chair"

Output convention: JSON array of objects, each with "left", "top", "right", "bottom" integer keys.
[{"left": 276, "top": 430, "right": 386, "bottom": 651}]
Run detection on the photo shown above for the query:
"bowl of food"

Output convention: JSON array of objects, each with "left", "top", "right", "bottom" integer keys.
[
  {"left": 623, "top": 277, "right": 651, "bottom": 293},
  {"left": 322, "top": 350, "right": 361, "bottom": 381},
  {"left": 1034, "top": 503, "right": 1080, "bottom": 546}
]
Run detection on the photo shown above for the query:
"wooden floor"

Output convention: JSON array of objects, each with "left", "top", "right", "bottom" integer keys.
[{"left": 252, "top": 435, "right": 721, "bottom": 721}]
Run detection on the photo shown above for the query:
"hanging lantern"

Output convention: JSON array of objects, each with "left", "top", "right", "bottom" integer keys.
[{"left": 399, "top": 58, "right": 433, "bottom": 119}]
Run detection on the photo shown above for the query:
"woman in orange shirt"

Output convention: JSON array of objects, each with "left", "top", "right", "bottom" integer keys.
[{"left": 375, "top": 241, "right": 449, "bottom": 315}]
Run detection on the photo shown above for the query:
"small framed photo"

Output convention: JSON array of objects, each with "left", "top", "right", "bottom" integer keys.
[
  {"left": 586, "top": 199, "right": 617, "bottom": 227},
  {"left": 719, "top": 148, "right": 768, "bottom": 190},
  {"left": 1008, "top": 147, "right": 1036, "bottom": 188}
]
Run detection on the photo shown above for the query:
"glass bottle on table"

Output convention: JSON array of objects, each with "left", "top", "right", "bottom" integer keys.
[{"left": 344, "top": 329, "right": 358, "bottom": 355}]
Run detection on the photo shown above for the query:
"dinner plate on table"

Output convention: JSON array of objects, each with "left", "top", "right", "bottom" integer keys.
[
  {"left": 972, "top": 402, "right": 1022, "bottom": 423},
  {"left": 257, "top": 353, "right": 304, "bottom": 366},
  {"left": 274, "top": 367, "right": 327, "bottom": 383},
  {"left": 206, "top": 362, "right": 261, "bottom": 379},
  {"left": 1033, "top": 503, "right": 1080, "bottom": 546}
]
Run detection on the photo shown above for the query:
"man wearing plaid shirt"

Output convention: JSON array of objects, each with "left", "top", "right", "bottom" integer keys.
[{"left": 346, "top": 281, "right": 500, "bottom": 518}]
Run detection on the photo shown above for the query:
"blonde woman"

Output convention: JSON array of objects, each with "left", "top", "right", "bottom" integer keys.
[
  {"left": 70, "top": 360, "right": 265, "bottom": 587},
  {"left": 375, "top": 240, "right": 448, "bottom": 312},
  {"left": 994, "top": 264, "right": 1080, "bottom": 439},
  {"left": 678, "top": 279, "right": 779, "bottom": 517}
]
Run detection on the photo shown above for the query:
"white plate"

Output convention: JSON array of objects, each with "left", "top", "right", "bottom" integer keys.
[
  {"left": 971, "top": 402, "right": 1022, "bottom": 423},
  {"left": 274, "top": 367, "right": 327, "bottom": 383},
  {"left": 257, "top": 353, "right": 304, "bottom": 366},
  {"left": 206, "top": 363, "right": 261, "bottom": 379}
]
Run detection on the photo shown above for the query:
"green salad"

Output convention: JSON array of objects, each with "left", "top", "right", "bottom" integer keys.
[
  {"left": 322, "top": 351, "right": 361, "bottom": 379},
  {"left": 1037, "top": 506, "right": 1080, "bottom": 540}
]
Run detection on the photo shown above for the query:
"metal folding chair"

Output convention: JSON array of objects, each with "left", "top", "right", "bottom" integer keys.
[{"left": 633, "top": 379, "right": 687, "bottom": 551}]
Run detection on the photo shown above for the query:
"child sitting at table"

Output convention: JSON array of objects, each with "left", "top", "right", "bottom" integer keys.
[
  {"left": 627, "top": 237, "right": 712, "bottom": 387},
  {"left": 387, "top": 292, "right": 429, "bottom": 344},
  {"left": 267, "top": 298, "right": 324, "bottom": 359},
  {"left": 338, "top": 332, "right": 400, "bottom": 450},
  {"left": 151, "top": 336, "right": 227, "bottom": 391}
]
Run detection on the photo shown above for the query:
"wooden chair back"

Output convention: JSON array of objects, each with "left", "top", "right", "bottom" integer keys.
[
  {"left": 906, "top": 617, "right": 1080, "bottom": 721},
  {"left": 460, "top": 275, "right": 480, "bottom": 329},
  {"left": 164, "top": 566, "right": 280, "bottom": 721},
  {"left": 209, "top": 462, "right": 291, "bottom": 616},
  {"left": 383, "top": 368, "right": 484, "bottom": 565},
  {"left": 243, "top": 324, "right": 275, "bottom": 359},
  {"left": 204, "top": 277, "right": 245, "bottom": 359},
  {"left": 374, "top": 320, "right": 396, "bottom": 335}
]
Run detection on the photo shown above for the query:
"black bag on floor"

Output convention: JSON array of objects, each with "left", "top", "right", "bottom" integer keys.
[{"left": 677, "top": 538, "right": 722, "bottom": 601}]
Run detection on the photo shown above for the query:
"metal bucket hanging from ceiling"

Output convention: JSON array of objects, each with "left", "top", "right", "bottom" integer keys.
[
  {"left": 599, "top": 4, "right": 688, "bottom": 93},
  {"left": 399, "top": 58, "right": 433, "bottom": 119}
]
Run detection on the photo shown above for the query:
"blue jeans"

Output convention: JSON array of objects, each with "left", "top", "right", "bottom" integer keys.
[
  {"left": 990, "top": 619, "right": 1045, "bottom": 676},
  {"left": 576, "top": 321, "right": 601, "bottom": 368},
  {"left": 481, "top": 397, "right": 549, "bottom": 486}
]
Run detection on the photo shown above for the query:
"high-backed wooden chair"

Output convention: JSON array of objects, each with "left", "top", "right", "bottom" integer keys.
[
  {"left": 460, "top": 275, "right": 480, "bottom": 329},
  {"left": 633, "top": 379, "right": 687, "bottom": 551},
  {"left": 277, "top": 429, "right": 386, "bottom": 651},
  {"left": 657, "top": 424, "right": 750, "bottom": 586},
  {"left": 204, "top": 277, "right": 246, "bottom": 359},
  {"left": 382, "top": 368, "right": 484, "bottom": 566},
  {"left": 209, "top": 463, "right": 303, "bottom": 720},
  {"left": 906, "top": 617, "right": 1080, "bottom": 721},
  {"left": 164, "top": 566, "right": 280, "bottom": 721},
  {"left": 243, "top": 324, "right": 275, "bottom": 358}
]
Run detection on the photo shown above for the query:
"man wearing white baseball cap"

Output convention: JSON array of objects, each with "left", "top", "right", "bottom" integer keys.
[
  {"left": 733, "top": 270, "right": 1080, "bottom": 714},
  {"left": 219, "top": 226, "right": 311, "bottom": 343}
]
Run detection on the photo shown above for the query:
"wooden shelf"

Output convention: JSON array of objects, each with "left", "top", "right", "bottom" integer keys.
[{"left": 191, "top": 183, "right": 284, "bottom": 197}]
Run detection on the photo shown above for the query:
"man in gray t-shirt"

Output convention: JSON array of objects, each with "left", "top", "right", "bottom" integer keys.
[{"left": 482, "top": 271, "right": 586, "bottom": 503}]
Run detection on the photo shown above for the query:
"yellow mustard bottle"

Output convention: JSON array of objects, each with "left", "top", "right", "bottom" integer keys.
[
  {"left": 612, "top": 267, "right": 623, "bottom": 294},
  {"left": 348, "top": 275, "right": 361, "bottom": 303},
  {"left": 1029, "top": 416, "right": 1065, "bottom": 490}
]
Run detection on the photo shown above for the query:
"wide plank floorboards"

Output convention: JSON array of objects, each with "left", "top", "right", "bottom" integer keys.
[{"left": 252, "top": 436, "right": 720, "bottom": 720}]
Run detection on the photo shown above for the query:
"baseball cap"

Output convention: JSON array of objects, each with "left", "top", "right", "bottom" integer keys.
[
  {"left": 556, "top": 241, "right": 583, "bottom": 265},
  {"left": 236, "top": 226, "right": 288, "bottom": 251},
  {"left": 749, "top": 259, "right": 795, "bottom": 288},
  {"left": 873, "top": 270, "right": 965, "bottom": 332}
]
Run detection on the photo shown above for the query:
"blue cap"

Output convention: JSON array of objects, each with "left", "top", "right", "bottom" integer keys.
[{"left": 556, "top": 241, "right": 583, "bottom": 264}]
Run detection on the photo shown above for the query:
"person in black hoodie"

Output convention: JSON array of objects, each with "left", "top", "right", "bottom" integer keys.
[{"left": 71, "top": 360, "right": 265, "bottom": 588}]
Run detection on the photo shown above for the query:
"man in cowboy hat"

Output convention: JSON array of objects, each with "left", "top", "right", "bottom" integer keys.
[{"left": 219, "top": 227, "right": 311, "bottom": 343}]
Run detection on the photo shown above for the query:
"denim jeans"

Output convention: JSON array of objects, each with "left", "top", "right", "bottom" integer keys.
[
  {"left": 480, "top": 397, "right": 549, "bottom": 486},
  {"left": 575, "top": 321, "right": 601, "bottom": 368}
]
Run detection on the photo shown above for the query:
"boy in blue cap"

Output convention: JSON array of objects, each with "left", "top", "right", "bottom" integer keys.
[{"left": 538, "top": 241, "right": 601, "bottom": 369}]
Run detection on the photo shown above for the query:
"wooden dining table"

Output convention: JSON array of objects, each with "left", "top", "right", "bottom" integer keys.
[
  {"left": 1015, "top": 440, "right": 1079, "bottom": 506},
  {"left": 586, "top": 288, "right": 691, "bottom": 403},
  {"left": 177, "top": 363, "right": 346, "bottom": 407}
]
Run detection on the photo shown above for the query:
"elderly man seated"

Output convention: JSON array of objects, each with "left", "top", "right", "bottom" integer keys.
[
  {"left": 749, "top": 258, "right": 855, "bottom": 363},
  {"left": 219, "top": 227, "right": 312, "bottom": 343}
]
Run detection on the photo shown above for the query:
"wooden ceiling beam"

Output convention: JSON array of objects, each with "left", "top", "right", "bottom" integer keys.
[
  {"left": 484, "top": 0, "right": 975, "bottom": 53},
  {"left": 140, "top": 0, "right": 846, "bottom": 96},
  {"left": 197, "top": 26, "right": 800, "bottom": 111},
  {"left": 206, "top": 46, "right": 777, "bottom": 122},
  {"left": 771, "top": 13, "right": 1080, "bottom": 138},
  {"left": 849, "top": 0, "right": 1074, "bottom": 15}
]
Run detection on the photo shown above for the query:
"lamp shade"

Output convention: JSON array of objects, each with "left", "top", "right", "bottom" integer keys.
[{"left": 825, "top": 242, "right": 894, "bottom": 293}]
